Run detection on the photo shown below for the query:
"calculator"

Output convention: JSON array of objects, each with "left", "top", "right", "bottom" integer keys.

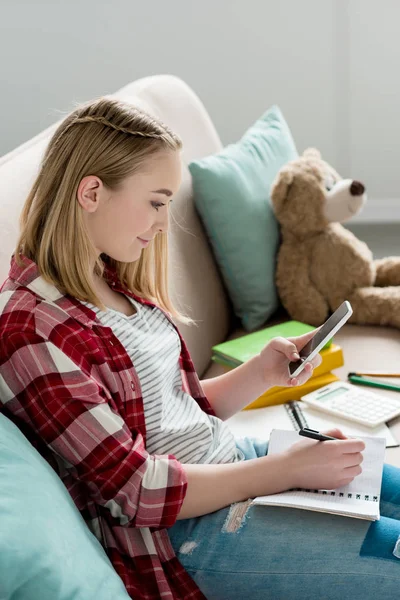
[{"left": 300, "top": 381, "right": 400, "bottom": 428}]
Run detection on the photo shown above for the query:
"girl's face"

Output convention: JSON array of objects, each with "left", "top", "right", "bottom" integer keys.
[{"left": 77, "top": 150, "right": 182, "bottom": 263}]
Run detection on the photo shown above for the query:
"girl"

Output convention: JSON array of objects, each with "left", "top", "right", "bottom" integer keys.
[{"left": 0, "top": 96, "right": 399, "bottom": 600}]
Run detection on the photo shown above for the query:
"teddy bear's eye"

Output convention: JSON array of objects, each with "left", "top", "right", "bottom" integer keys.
[{"left": 324, "top": 177, "right": 334, "bottom": 192}]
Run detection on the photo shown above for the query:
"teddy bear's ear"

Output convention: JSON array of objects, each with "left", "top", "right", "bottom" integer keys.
[
  {"left": 270, "top": 168, "right": 294, "bottom": 214},
  {"left": 303, "top": 147, "right": 321, "bottom": 160}
]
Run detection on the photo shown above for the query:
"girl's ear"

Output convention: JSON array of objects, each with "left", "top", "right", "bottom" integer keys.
[
  {"left": 270, "top": 168, "right": 294, "bottom": 216},
  {"left": 77, "top": 176, "right": 102, "bottom": 213}
]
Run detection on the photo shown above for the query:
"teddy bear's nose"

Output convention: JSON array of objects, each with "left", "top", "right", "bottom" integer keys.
[{"left": 350, "top": 181, "right": 365, "bottom": 196}]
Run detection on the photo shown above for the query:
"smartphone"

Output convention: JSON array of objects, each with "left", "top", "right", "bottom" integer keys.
[{"left": 288, "top": 301, "right": 353, "bottom": 378}]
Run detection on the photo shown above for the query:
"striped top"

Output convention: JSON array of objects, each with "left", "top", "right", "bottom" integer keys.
[{"left": 85, "top": 296, "right": 243, "bottom": 465}]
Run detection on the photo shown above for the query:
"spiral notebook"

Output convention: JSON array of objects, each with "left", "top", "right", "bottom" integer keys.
[{"left": 253, "top": 429, "right": 386, "bottom": 520}]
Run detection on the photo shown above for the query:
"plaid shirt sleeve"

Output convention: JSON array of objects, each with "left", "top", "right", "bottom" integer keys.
[{"left": 1, "top": 330, "right": 188, "bottom": 530}]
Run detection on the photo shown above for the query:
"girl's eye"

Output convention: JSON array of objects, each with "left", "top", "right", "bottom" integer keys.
[{"left": 151, "top": 201, "right": 165, "bottom": 212}]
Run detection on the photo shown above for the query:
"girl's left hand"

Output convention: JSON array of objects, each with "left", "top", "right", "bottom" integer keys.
[{"left": 258, "top": 329, "right": 323, "bottom": 388}]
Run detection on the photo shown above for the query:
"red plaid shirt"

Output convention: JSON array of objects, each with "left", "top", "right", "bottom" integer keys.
[{"left": 0, "top": 254, "right": 214, "bottom": 600}]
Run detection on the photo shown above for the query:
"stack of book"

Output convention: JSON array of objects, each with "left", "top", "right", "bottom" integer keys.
[{"left": 211, "top": 321, "right": 344, "bottom": 410}]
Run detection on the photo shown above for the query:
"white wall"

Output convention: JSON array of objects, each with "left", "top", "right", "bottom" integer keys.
[{"left": 1, "top": 0, "right": 399, "bottom": 221}]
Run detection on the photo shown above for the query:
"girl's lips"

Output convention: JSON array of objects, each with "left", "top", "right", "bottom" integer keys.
[{"left": 138, "top": 237, "right": 150, "bottom": 246}]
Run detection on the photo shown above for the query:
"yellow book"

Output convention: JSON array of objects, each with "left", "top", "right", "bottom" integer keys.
[{"left": 244, "top": 372, "right": 341, "bottom": 410}]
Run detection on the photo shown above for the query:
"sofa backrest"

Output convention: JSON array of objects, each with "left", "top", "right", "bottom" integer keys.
[{"left": 0, "top": 75, "right": 233, "bottom": 377}]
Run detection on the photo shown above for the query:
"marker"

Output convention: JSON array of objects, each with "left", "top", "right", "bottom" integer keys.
[
  {"left": 348, "top": 373, "right": 400, "bottom": 393},
  {"left": 299, "top": 428, "right": 337, "bottom": 442}
]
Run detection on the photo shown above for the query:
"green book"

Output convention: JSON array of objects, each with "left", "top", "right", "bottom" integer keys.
[{"left": 212, "top": 320, "right": 332, "bottom": 368}]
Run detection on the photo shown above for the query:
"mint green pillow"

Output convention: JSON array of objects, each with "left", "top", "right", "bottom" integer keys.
[
  {"left": 0, "top": 413, "right": 130, "bottom": 600},
  {"left": 189, "top": 105, "right": 298, "bottom": 331}
]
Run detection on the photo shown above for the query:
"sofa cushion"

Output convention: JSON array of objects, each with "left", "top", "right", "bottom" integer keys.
[
  {"left": 0, "top": 412, "right": 130, "bottom": 599},
  {"left": 189, "top": 105, "right": 298, "bottom": 332}
]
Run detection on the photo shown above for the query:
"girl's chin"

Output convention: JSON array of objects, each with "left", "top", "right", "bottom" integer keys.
[{"left": 104, "top": 247, "right": 142, "bottom": 263}]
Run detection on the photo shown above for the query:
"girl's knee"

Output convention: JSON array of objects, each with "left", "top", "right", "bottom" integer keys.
[
  {"left": 381, "top": 464, "right": 400, "bottom": 505},
  {"left": 360, "top": 517, "right": 400, "bottom": 563}
]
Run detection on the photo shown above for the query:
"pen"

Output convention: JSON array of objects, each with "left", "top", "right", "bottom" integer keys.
[
  {"left": 348, "top": 373, "right": 400, "bottom": 393},
  {"left": 299, "top": 428, "right": 337, "bottom": 442}
]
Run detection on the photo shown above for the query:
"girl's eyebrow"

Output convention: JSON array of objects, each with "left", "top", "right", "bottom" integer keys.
[{"left": 151, "top": 188, "right": 172, "bottom": 197}]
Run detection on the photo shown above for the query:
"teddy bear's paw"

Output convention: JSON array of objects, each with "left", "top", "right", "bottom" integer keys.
[
  {"left": 348, "top": 286, "right": 400, "bottom": 329},
  {"left": 374, "top": 257, "right": 400, "bottom": 287}
]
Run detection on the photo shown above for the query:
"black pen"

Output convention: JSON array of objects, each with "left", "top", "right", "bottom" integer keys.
[{"left": 299, "top": 428, "right": 337, "bottom": 442}]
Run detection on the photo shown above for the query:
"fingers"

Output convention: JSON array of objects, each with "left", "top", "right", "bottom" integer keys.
[
  {"left": 337, "top": 445, "right": 365, "bottom": 486},
  {"left": 290, "top": 358, "right": 322, "bottom": 387},
  {"left": 270, "top": 335, "right": 323, "bottom": 370},
  {"left": 321, "top": 428, "right": 347, "bottom": 440},
  {"left": 310, "top": 353, "right": 323, "bottom": 369},
  {"left": 321, "top": 433, "right": 365, "bottom": 475},
  {"left": 269, "top": 337, "right": 300, "bottom": 361},
  {"left": 298, "top": 355, "right": 322, "bottom": 375},
  {"left": 321, "top": 432, "right": 365, "bottom": 452},
  {"left": 339, "top": 467, "right": 361, "bottom": 487},
  {"left": 342, "top": 464, "right": 363, "bottom": 478},
  {"left": 342, "top": 452, "right": 364, "bottom": 468},
  {"left": 341, "top": 438, "right": 366, "bottom": 453},
  {"left": 290, "top": 362, "right": 313, "bottom": 386}
]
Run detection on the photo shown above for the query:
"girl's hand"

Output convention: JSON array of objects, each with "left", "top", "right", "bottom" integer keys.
[
  {"left": 283, "top": 428, "right": 365, "bottom": 490},
  {"left": 258, "top": 328, "right": 323, "bottom": 388}
]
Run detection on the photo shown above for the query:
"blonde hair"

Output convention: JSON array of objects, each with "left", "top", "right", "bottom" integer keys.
[{"left": 16, "top": 96, "right": 195, "bottom": 326}]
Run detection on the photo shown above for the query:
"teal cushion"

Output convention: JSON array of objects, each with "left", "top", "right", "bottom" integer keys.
[
  {"left": 189, "top": 105, "right": 298, "bottom": 331},
  {"left": 0, "top": 413, "right": 130, "bottom": 600}
]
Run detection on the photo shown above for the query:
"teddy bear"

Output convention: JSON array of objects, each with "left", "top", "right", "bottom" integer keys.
[{"left": 270, "top": 148, "right": 400, "bottom": 329}]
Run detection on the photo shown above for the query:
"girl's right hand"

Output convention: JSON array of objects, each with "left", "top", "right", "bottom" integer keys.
[{"left": 283, "top": 428, "right": 366, "bottom": 490}]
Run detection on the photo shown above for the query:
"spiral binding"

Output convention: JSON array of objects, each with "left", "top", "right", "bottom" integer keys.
[
  {"left": 284, "top": 401, "right": 308, "bottom": 430},
  {"left": 288, "top": 488, "right": 378, "bottom": 501}
]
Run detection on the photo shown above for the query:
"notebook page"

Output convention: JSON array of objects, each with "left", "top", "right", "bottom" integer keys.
[
  {"left": 253, "top": 429, "right": 386, "bottom": 519},
  {"left": 226, "top": 404, "right": 294, "bottom": 441}
]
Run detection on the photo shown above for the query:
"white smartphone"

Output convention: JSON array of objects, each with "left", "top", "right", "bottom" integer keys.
[{"left": 288, "top": 300, "right": 353, "bottom": 378}]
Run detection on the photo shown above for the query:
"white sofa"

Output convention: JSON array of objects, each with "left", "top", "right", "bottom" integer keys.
[{"left": 1, "top": 74, "right": 400, "bottom": 473}]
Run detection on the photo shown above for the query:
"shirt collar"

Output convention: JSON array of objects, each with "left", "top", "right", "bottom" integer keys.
[{"left": 8, "top": 254, "right": 157, "bottom": 329}]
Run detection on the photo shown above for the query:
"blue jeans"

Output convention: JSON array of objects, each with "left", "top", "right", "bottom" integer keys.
[{"left": 168, "top": 437, "right": 400, "bottom": 600}]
